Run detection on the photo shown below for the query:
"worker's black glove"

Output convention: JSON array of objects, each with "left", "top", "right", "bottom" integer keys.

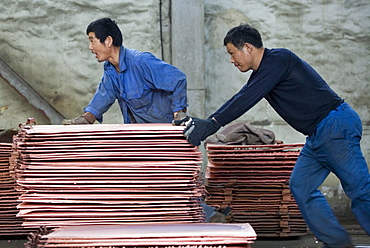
[{"left": 184, "top": 117, "right": 221, "bottom": 146}]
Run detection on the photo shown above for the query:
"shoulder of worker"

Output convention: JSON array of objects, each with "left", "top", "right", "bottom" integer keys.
[
  {"left": 265, "top": 48, "right": 300, "bottom": 60},
  {"left": 262, "top": 48, "right": 301, "bottom": 67},
  {"left": 124, "top": 47, "right": 157, "bottom": 61}
]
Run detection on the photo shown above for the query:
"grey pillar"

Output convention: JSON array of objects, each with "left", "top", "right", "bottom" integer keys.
[{"left": 171, "top": 0, "right": 205, "bottom": 118}]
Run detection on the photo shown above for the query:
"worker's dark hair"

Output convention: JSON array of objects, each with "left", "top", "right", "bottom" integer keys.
[
  {"left": 223, "top": 24, "right": 263, "bottom": 50},
  {"left": 86, "top": 18, "right": 123, "bottom": 47}
]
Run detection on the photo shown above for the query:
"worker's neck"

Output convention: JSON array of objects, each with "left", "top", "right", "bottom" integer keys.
[
  {"left": 108, "top": 46, "right": 121, "bottom": 72},
  {"left": 252, "top": 47, "right": 265, "bottom": 71}
]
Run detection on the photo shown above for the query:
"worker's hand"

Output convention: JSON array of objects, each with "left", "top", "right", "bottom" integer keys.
[
  {"left": 183, "top": 117, "right": 222, "bottom": 146},
  {"left": 172, "top": 109, "right": 189, "bottom": 126},
  {"left": 62, "top": 116, "right": 90, "bottom": 125},
  {"left": 62, "top": 112, "right": 96, "bottom": 125}
]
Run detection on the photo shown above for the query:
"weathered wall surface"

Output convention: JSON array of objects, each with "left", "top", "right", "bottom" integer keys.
[
  {"left": 0, "top": 0, "right": 369, "bottom": 219},
  {"left": 0, "top": 0, "right": 164, "bottom": 128}
]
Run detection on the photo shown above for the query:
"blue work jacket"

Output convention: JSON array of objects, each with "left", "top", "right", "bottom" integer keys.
[{"left": 84, "top": 46, "right": 188, "bottom": 123}]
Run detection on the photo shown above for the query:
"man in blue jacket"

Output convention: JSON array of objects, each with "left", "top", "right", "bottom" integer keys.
[
  {"left": 62, "top": 18, "right": 224, "bottom": 223},
  {"left": 176, "top": 24, "right": 370, "bottom": 247},
  {"left": 63, "top": 18, "right": 187, "bottom": 124}
]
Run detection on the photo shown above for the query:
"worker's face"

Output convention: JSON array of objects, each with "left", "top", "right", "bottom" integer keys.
[
  {"left": 226, "top": 43, "right": 252, "bottom": 72},
  {"left": 88, "top": 32, "right": 110, "bottom": 62}
]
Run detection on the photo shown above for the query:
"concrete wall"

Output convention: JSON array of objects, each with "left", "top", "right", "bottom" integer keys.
[
  {"left": 171, "top": 0, "right": 206, "bottom": 119},
  {"left": 0, "top": 0, "right": 369, "bottom": 219}
]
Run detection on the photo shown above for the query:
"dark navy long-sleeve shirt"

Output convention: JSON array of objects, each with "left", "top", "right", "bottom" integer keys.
[
  {"left": 84, "top": 46, "right": 188, "bottom": 124},
  {"left": 210, "top": 48, "right": 343, "bottom": 136}
]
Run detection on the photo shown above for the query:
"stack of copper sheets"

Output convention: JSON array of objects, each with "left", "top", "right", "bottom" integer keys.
[
  {"left": 13, "top": 124, "right": 206, "bottom": 228},
  {"left": 25, "top": 223, "right": 256, "bottom": 248},
  {"left": 0, "top": 142, "right": 35, "bottom": 235},
  {"left": 205, "top": 143, "right": 308, "bottom": 237}
]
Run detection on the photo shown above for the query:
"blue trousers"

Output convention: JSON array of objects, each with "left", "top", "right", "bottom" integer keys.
[{"left": 290, "top": 102, "right": 370, "bottom": 248}]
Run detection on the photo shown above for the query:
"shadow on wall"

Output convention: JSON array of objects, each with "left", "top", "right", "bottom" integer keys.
[{"left": 0, "top": 129, "right": 18, "bottom": 143}]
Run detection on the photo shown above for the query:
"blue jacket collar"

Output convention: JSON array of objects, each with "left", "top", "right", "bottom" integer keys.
[{"left": 104, "top": 45, "right": 127, "bottom": 72}]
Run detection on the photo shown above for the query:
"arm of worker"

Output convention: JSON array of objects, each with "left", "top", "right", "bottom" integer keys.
[
  {"left": 177, "top": 70, "right": 288, "bottom": 145},
  {"left": 62, "top": 112, "right": 96, "bottom": 125},
  {"left": 180, "top": 77, "right": 278, "bottom": 145},
  {"left": 172, "top": 79, "right": 269, "bottom": 145},
  {"left": 62, "top": 69, "right": 118, "bottom": 125},
  {"left": 180, "top": 50, "right": 294, "bottom": 145},
  {"left": 83, "top": 72, "right": 118, "bottom": 123}
]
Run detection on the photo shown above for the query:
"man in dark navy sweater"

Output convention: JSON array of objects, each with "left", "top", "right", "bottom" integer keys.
[{"left": 176, "top": 24, "right": 370, "bottom": 247}]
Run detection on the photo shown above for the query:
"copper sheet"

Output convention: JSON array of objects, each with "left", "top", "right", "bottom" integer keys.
[
  {"left": 26, "top": 223, "right": 256, "bottom": 247},
  {"left": 205, "top": 143, "right": 307, "bottom": 237},
  {"left": 14, "top": 124, "right": 207, "bottom": 228},
  {"left": 0, "top": 143, "right": 36, "bottom": 236}
]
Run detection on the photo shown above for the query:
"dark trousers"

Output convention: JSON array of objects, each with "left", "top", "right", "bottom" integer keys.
[{"left": 290, "top": 102, "right": 370, "bottom": 248}]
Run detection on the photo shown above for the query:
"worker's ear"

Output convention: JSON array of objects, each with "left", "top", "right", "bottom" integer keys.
[
  {"left": 104, "top": 36, "right": 113, "bottom": 48},
  {"left": 243, "top": 43, "right": 253, "bottom": 54}
]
